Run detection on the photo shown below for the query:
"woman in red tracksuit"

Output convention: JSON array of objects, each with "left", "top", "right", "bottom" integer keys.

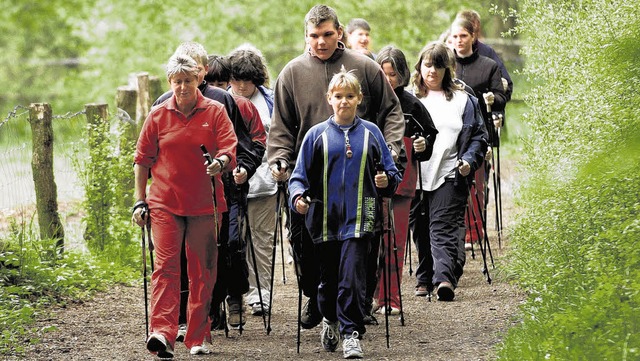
[{"left": 132, "top": 54, "right": 237, "bottom": 358}]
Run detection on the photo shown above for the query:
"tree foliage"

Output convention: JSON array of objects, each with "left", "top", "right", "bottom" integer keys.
[
  {"left": 0, "top": 0, "right": 516, "bottom": 117},
  {"left": 499, "top": 1, "right": 640, "bottom": 359}
]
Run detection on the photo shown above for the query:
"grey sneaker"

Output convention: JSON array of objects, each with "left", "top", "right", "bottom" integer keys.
[
  {"left": 175, "top": 324, "right": 186, "bottom": 342},
  {"left": 146, "top": 333, "right": 174, "bottom": 359},
  {"left": 342, "top": 331, "right": 363, "bottom": 359},
  {"left": 320, "top": 318, "right": 340, "bottom": 352}
]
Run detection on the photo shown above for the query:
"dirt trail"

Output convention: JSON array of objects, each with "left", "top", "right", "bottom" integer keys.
[{"left": 10, "top": 160, "right": 524, "bottom": 361}]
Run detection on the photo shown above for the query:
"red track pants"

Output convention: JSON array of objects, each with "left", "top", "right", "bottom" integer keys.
[
  {"left": 376, "top": 195, "right": 411, "bottom": 310},
  {"left": 149, "top": 209, "right": 218, "bottom": 349}
]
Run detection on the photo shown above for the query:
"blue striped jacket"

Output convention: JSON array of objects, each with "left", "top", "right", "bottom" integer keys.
[{"left": 289, "top": 116, "right": 401, "bottom": 243}]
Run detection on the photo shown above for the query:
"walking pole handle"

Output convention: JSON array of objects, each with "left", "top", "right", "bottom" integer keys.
[
  {"left": 482, "top": 93, "right": 492, "bottom": 114},
  {"left": 200, "top": 144, "right": 213, "bottom": 165}
]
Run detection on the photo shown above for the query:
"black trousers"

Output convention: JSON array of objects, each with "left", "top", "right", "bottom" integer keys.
[{"left": 410, "top": 179, "right": 468, "bottom": 289}]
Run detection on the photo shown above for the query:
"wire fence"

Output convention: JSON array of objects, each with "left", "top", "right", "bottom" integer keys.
[
  {"left": 0, "top": 72, "right": 162, "bottom": 254},
  {"left": 0, "top": 105, "right": 87, "bottom": 210}
]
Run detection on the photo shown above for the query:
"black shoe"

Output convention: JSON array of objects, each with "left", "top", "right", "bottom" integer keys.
[
  {"left": 362, "top": 298, "right": 378, "bottom": 325},
  {"left": 210, "top": 303, "right": 226, "bottom": 331},
  {"left": 363, "top": 312, "right": 378, "bottom": 325},
  {"left": 300, "top": 297, "right": 322, "bottom": 329}
]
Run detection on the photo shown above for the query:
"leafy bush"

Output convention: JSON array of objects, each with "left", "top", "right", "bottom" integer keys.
[
  {"left": 72, "top": 109, "right": 139, "bottom": 267},
  {"left": 498, "top": 1, "right": 640, "bottom": 359},
  {"left": 0, "top": 217, "right": 135, "bottom": 355}
]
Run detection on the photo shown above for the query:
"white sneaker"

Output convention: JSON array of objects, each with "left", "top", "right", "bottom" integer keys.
[
  {"left": 175, "top": 324, "right": 186, "bottom": 342},
  {"left": 379, "top": 306, "right": 401, "bottom": 315},
  {"left": 342, "top": 331, "right": 363, "bottom": 359},
  {"left": 190, "top": 343, "right": 212, "bottom": 355},
  {"left": 146, "top": 333, "right": 174, "bottom": 359},
  {"left": 320, "top": 318, "right": 340, "bottom": 352}
]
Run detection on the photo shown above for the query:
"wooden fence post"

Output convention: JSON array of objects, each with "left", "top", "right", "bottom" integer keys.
[
  {"left": 28, "top": 103, "right": 65, "bottom": 254},
  {"left": 136, "top": 72, "right": 150, "bottom": 130},
  {"left": 149, "top": 75, "right": 164, "bottom": 109},
  {"left": 116, "top": 87, "right": 138, "bottom": 208}
]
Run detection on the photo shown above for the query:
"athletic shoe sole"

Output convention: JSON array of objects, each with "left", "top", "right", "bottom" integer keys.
[
  {"left": 147, "top": 335, "right": 174, "bottom": 359},
  {"left": 437, "top": 282, "right": 455, "bottom": 301}
]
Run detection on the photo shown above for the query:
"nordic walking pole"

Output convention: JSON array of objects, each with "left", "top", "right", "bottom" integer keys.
[
  {"left": 277, "top": 183, "right": 289, "bottom": 285},
  {"left": 465, "top": 199, "right": 476, "bottom": 260},
  {"left": 146, "top": 219, "right": 154, "bottom": 272},
  {"left": 140, "top": 204, "right": 150, "bottom": 340},
  {"left": 292, "top": 238, "right": 303, "bottom": 354},
  {"left": 278, "top": 187, "right": 288, "bottom": 284},
  {"left": 472, "top": 172, "right": 495, "bottom": 270},
  {"left": 386, "top": 198, "right": 405, "bottom": 326},
  {"left": 468, "top": 185, "right": 491, "bottom": 284},
  {"left": 495, "top": 123, "right": 504, "bottom": 248},
  {"left": 239, "top": 167, "right": 268, "bottom": 331},
  {"left": 491, "top": 147, "right": 502, "bottom": 249},
  {"left": 293, "top": 190, "right": 317, "bottom": 353},
  {"left": 472, "top": 181, "right": 495, "bottom": 279},
  {"left": 267, "top": 160, "right": 286, "bottom": 335},
  {"left": 200, "top": 144, "right": 229, "bottom": 337},
  {"left": 375, "top": 161, "right": 392, "bottom": 348},
  {"left": 200, "top": 145, "right": 220, "bottom": 242}
]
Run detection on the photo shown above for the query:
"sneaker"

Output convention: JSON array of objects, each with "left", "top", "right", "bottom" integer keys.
[
  {"left": 436, "top": 281, "right": 455, "bottom": 301},
  {"left": 175, "top": 324, "right": 187, "bottom": 342},
  {"left": 465, "top": 242, "right": 473, "bottom": 251},
  {"left": 300, "top": 297, "right": 322, "bottom": 329},
  {"left": 378, "top": 306, "right": 401, "bottom": 315},
  {"left": 342, "top": 331, "right": 363, "bottom": 359},
  {"left": 146, "top": 333, "right": 174, "bottom": 359},
  {"left": 251, "top": 303, "right": 270, "bottom": 316},
  {"left": 190, "top": 343, "right": 212, "bottom": 355},
  {"left": 320, "top": 318, "right": 340, "bottom": 352},
  {"left": 414, "top": 284, "right": 429, "bottom": 297}
]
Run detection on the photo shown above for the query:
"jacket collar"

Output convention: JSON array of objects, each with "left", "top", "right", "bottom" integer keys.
[
  {"left": 328, "top": 115, "right": 361, "bottom": 130},
  {"left": 308, "top": 41, "right": 346, "bottom": 63},
  {"left": 165, "top": 91, "right": 207, "bottom": 112},
  {"left": 455, "top": 47, "right": 479, "bottom": 65}
]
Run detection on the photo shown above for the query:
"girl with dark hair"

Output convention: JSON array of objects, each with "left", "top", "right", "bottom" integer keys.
[{"left": 410, "top": 41, "right": 487, "bottom": 301}]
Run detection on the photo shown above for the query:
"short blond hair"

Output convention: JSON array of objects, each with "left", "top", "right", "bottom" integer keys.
[
  {"left": 166, "top": 54, "right": 199, "bottom": 79},
  {"left": 327, "top": 66, "right": 361, "bottom": 96},
  {"left": 173, "top": 41, "right": 208, "bottom": 67}
]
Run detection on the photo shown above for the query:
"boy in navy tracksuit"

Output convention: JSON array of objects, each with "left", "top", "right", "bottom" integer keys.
[{"left": 288, "top": 68, "right": 400, "bottom": 359}]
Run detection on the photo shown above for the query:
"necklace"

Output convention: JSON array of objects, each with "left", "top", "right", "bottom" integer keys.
[{"left": 343, "top": 129, "right": 353, "bottom": 158}]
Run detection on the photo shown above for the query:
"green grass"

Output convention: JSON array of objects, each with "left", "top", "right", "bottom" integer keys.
[{"left": 0, "top": 216, "right": 137, "bottom": 355}]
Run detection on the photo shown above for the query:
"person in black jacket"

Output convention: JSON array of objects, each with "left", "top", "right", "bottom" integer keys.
[{"left": 451, "top": 18, "right": 506, "bottom": 251}]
